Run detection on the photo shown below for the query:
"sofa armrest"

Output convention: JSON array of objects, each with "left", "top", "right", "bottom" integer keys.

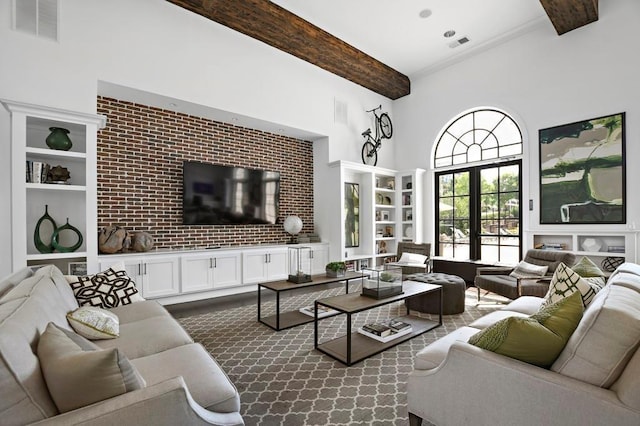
[
  {"left": 30, "top": 377, "right": 244, "bottom": 426},
  {"left": 408, "top": 342, "right": 640, "bottom": 426},
  {"left": 476, "top": 266, "right": 514, "bottom": 275}
]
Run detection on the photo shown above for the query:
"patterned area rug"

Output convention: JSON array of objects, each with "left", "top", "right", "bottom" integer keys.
[{"left": 177, "top": 286, "right": 505, "bottom": 425}]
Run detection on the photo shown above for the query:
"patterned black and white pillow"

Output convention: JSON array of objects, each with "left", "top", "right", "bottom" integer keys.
[
  {"left": 541, "top": 262, "right": 601, "bottom": 308},
  {"left": 67, "top": 268, "right": 140, "bottom": 308}
]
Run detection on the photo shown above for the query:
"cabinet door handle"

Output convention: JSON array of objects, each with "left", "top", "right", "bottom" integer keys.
[
  {"left": 210, "top": 258, "right": 213, "bottom": 269},
  {"left": 310, "top": 250, "right": 314, "bottom": 259},
  {"left": 138, "top": 263, "right": 142, "bottom": 276},
  {"left": 213, "top": 258, "right": 217, "bottom": 268},
  {"left": 144, "top": 263, "right": 147, "bottom": 275}
]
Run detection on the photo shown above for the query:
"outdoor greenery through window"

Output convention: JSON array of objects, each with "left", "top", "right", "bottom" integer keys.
[{"left": 434, "top": 108, "right": 523, "bottom": 264}]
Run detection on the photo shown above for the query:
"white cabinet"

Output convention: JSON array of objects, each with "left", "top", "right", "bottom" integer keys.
[
  {"left": 95, "top": 243, "right": 328, "bottom": 303},
  {"left": 180, "top": 250, "right": 241, "bottom": 293},
  {"left": 309, "top": 243, "right": 329, "bottom": 274},
  {"left": 3, "top": 99, "right": 106, "bottom": 273},
  {"left": 100, "top": 255, "right": 180, "bottom": 299},
  {"left": 242, "top": 247, "right": 288, "bottom": 284}
]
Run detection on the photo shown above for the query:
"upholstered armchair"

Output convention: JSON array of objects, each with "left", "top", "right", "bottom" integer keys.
[
  {"left": 475, "top": 249, "right": 576, "bottom": 301},
  {"left": 389, "top": 242, "right": 431, "bottom": 278}
]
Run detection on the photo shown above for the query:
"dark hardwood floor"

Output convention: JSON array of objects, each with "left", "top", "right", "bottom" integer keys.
[{"left": 165, "top": 283, "right": 338, "bottom": 319}]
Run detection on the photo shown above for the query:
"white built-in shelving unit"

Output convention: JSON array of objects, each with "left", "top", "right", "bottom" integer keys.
[{"left": 2, "top": 99, "right": 106, "bottom": 273}]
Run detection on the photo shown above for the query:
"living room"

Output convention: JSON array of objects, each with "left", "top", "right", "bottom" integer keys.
[{"left": 1, "top": 0, "right": 639, "bottom": 425}]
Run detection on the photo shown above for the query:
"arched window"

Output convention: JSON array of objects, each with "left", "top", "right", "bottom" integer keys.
[
  {"left": 433, "top": 108, "right": 523, "bottom": 264},
  {"left": 434, "top": 108, "right": 522, "bottom": 168}
]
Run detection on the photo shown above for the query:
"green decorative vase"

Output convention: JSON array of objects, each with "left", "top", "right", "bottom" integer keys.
[
  {"left": 45, "top": 127, "right": 73, "bottom": 151},
  {"left": 51, "top": 218, "right": 83, "bottom": 253},
  {"left": 34, "top": 205, "right": 57, "bottom": 253}
]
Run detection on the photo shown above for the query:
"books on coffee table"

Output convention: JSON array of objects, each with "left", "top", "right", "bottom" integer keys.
[
  {"left": 358, "top": 324, "right": 413, "bottom": 343},
  {"left": 299, "top": 305, "right": 338, "bottom": 318}
]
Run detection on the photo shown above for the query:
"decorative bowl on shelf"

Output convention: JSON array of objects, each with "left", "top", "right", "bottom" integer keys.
[{"left": 581, "top": 238, "right": 602, "bottom": 252}]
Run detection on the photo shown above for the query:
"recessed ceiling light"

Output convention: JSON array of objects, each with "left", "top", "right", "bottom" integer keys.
[
  {"left": 418, "top": 9, "right": 432, "bottom": 19},
  {"left": 169, "top": 102, "right": 177, "bottom": 107},
  {"left": 444, "top": 30, "right": 456, "bottom": 38},
  {"left": 230, "top": 117, "right": 239, "bottom": 122}
]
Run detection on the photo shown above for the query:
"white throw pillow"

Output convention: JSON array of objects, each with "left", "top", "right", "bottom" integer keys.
[
  {"left": 509, "top": 261, "right": 549, "bottom": 279},
  {"left": 542, "top": 262, "right": 601, "bottom": 308},
  {"left": 398, "top": 252, "right": 428, "bottom": 265},
  {"left": 67, "top": 306, "right": 119, "bottom": 340}
]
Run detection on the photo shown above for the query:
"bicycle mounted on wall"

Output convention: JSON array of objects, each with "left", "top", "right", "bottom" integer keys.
[{"left": 361, "top": 105, "right": 393, "bottom": 167}]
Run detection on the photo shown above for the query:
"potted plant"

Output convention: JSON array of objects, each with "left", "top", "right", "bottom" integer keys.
[{"left": 325, "top": 261, "right": 347, "bottom": 278}]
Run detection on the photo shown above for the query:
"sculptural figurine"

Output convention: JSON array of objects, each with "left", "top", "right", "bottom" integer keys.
[
  {"left": 48, "top": 165, "right": 71, "bottom": 183},
  {"left": 98, "top": 225, "right": 129, "bottom": 254},
  {"left": 130, "top": 231, "right": 154, "bottom": 252}
]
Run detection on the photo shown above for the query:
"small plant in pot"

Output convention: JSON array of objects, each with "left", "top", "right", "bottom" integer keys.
[{"left": 325, "top": 261, "right": 347, "bottom": 278}]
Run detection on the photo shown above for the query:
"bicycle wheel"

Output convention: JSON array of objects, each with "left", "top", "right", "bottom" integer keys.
[
  {"left": 379, "top": 113, "right": 393, "bottom": 139},
  {"left": 361, "top": 141, "right": 378, "bottom": 166}
]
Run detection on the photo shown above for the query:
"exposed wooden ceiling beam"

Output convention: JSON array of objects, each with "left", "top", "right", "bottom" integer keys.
[
  {"left": 539, "top": 0, "right": 599, "bottom": 35},
  {"left": 166, "top": 0, "right": 410, "bottom": 100}
]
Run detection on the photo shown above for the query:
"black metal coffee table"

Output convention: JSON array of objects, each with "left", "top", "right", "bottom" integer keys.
[
  {"left": 257, "top": 271, "right": 364, "bottom": 331},
  {"left": 314, "top": 280, "right": 442, "bottom": 366}
]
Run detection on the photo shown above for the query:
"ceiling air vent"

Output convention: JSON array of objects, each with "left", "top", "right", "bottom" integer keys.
[
  {"left": 13, "top": 0, "right": 58, "bottom": 41},
  {"left": 448, "top": 36, "right": 470, "bottom": 49}
]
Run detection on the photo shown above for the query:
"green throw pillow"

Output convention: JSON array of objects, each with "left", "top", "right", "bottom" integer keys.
[
  {"left": 468, "top": 291, "right": 583, "bottom": 368},
  {"left": 571, "top": 256, "right": 605, "bottom": 278}
]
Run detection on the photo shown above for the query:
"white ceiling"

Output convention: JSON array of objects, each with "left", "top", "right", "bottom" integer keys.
[
  {"left": 271, "top": 0, "right": 549, "bottom": 76},
  {"left": 100, "top": 1, "right": 552, "bottom": 140}
]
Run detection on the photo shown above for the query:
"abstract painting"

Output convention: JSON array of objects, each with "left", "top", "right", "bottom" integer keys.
[{"left": 539, "top": 112, "right": 625, "bottom": 224}]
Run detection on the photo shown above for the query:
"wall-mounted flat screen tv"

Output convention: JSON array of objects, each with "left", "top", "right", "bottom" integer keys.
[{"left": 183, "top": 161, "right": 280, "bottom": 225}]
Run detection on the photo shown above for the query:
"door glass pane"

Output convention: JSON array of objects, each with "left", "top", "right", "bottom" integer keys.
[{"left": 439, "top": 174, "right": 453, "bottom": 197}]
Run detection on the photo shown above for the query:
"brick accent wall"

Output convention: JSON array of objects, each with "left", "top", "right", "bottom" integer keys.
[{"left": 96, "top": 96, "right": 314, "bottom": 249}]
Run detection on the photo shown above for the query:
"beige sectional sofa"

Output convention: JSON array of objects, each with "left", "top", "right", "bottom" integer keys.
[
  {"left": 408, "top": 263, "right": 640, "bottom": 426},
  {"left": 0, "top": 265, "right": 243, "bottom": 426}
]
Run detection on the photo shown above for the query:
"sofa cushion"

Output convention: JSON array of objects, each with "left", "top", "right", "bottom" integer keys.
[
  {"left": 542, "top": 263, "right": 601, "bottom": 308},
  {"left": 469, "top": 310, "right": 529, "bottom": 329},
  {"left": 34, "top": 265, "right": 79, "bottom": 313},
  {"left": 469, "top": 291, "right": 583, "bottom": 368},
  {"left": 66, "top": 268, "right": 141, "bottom": 309},
  {"left": 94, "top": 315, "right": 193, "bottom": 359},
  {"left": 0, "top": 267, "right": 34, "bottom": 299},
  {"left": 509, "top": 261, "right": 548, "bottom": 279},
  {"left": 37, "top": 322, "right": 145, "bottom": 413},
  {"left": 0, "top": 298, "right": 58, "bottom": 425},
  {"left": 414, "top": 327, "right": 481, "bottom": 370},
  {"left": 131, "top": 343, "right": 240, "bottom": 413},
  {"left": 572, "top": 256, "right": 605, "bottom": 278},
  {"left": 551, "top": 284, "right": 640, "bottom": 387},
  {"left": 107, "top": 300, "right": 170, "bottom": 324},
  {"left": 67, "top": 307, "right": 119, "bottom": 340},
  {"left": 501, "top": 296, "right": 544, "bottom": 315}
]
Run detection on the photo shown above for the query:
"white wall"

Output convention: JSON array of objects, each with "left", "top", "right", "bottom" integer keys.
[
  {"left": 394, "top": 0, "right": 640, "bottom": 246},
  {"left": 0, "top": 0, "right": 393, "bottom": 276}
]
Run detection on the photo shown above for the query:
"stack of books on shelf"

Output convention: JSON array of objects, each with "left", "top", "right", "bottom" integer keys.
[
  {"left": 299, "top": 304, "right": 338, "bottom": 318},
  {"left": 26, "top": 161, "right": 50, "bottom": 184},
  {"left": 358, "top": 319, "right": 413, "bottom": 343},
  {"left": 607, "top": 246, "right": 625, "bottom": 253},
  {"left": 534, "top": 242, "right": 566, "bottom": 250}
]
